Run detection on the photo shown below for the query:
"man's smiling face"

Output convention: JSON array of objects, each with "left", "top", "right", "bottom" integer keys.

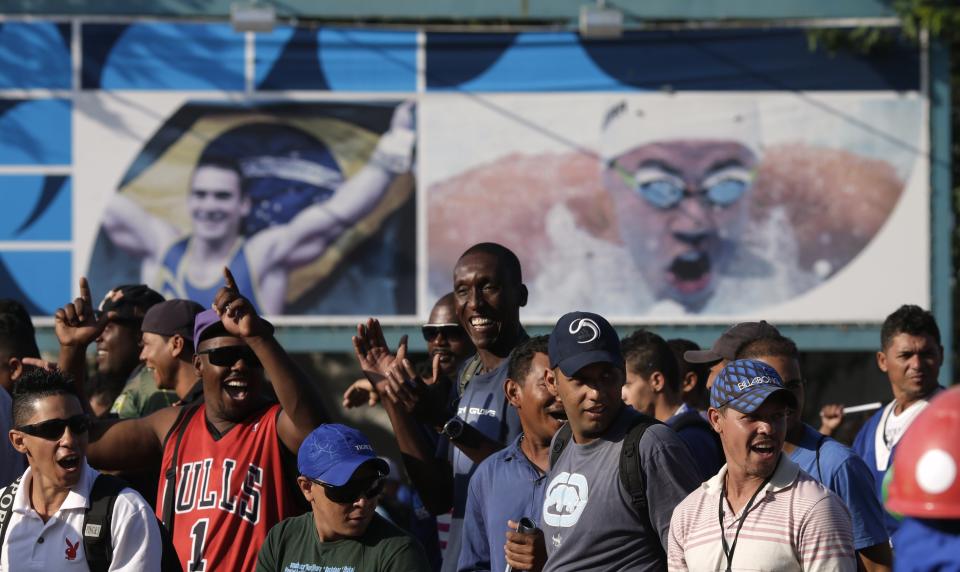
[{"left": 453, "top": 251, "right": 524, "bottom": 351}]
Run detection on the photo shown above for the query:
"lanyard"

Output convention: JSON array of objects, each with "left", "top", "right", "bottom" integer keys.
[{"left": 718, "top": 456, "right": 779, "bottom": 572}]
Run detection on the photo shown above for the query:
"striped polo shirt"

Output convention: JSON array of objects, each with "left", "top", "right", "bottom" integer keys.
[{"left": 668, "top": 455, "right": 857, "bottom": 571}]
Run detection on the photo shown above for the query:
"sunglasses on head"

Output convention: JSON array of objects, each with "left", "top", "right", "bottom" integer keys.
[
  {"left": 310, "top": 474, "right": 385, "bottom": 504},
  {"left": 421, "top": 323, "right": 465, "bottom": 342},
  {"left": 199, "top": 345, "right": 262, "bottom": 368},
  {"left": 17, "top": 414, "right": 90, "bottom": 440}
]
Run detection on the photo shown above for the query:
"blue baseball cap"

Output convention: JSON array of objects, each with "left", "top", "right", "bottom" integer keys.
[
  {"left": 297, "top": 424, "right": 389, "bottom": 486},
  {"left": 549, "top": 311, "right": 624, "bottom": 377},
  {"left": 710, "top": 359, "right": 798, "bottom": 414}
]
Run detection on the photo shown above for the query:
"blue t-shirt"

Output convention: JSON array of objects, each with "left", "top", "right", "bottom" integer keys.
[
  {"left": 789, "top": 423, "right": 889, "bottom": 550},
  {"left": 893, "top": 517, "right": 960, "bottom": 571},
  {"left": 439, "top": 355, "right": 523, "bottom": 572},
  {"left": 852, "top": 407, "right": 902, "bottom": 535},
  {"left": 457, "top": 434, "right": 547, "bottom": 572},
  {"left": 665, "top": 404, "right": 723, "bottom": 481}
]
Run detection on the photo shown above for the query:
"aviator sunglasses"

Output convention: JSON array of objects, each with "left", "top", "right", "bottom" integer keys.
[
  {"left": 309, "top": 474, "right": 386, "bottom": 504},
  {"left": 199, "top": 345, "right": 263, "bottom": 368},
  {"left": 16, "top": 414, "right": 90, "bottom": 440},
  {"left": 421, "top": 323, "right": 465, "bottom": 342}
]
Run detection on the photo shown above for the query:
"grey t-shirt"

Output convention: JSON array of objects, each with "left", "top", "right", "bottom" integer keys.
[{"left": 541, "top": 408, "right": 701, "bottom": 571}]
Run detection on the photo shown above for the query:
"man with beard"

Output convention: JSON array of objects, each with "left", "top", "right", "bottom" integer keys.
[
  {"left": 353, "top": 242, "right": 527, "bottom": 571},
  {"left": 668, "top": 360, "right": 856, "bottom": 571},
  {"left": 459, "top": 336, "right": 565, "bottom": 572},
  {"left": 539, "top": 312, "right": 699, "bottom": 571},
  {"left": 343, "top": 293, "right": 474, "bottom": 409},
  {"left": 852, "top": 304, "right": 944, "bottom": 536},
  {"left": 53, "top": 268, "right": 327, "bottom": 571}
]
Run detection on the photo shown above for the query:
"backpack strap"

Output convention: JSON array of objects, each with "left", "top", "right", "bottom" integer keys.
[
  {"left": 618, "top": 414, "right": 667, "bottom": 557},
  {"left": 83, "top": 474, "right": 127, "bottom": 572},
  {"left": 456, "top": 354, "right": 484, "bottom": 397},
  {"left": 0, "top": 476, "right": 23, "bottom": 559},
  {"left": 160, "top": 403, "right": 201, "bottom": 530},
  {"left": 549, "top": 423, "right": 573, "bottom": 469}
]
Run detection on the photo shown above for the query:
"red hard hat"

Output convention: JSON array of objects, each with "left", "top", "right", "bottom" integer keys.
[{"left": 886, "top": 386, "right": 960, "bottom": 518}]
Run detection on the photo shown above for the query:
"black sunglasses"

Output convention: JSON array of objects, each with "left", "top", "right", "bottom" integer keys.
[
  {"left": 17, "top": 414, "right": 90, "bottom": 440},
  {"left": 199, "top": 346, "right": 262, "bottom": 368},
  {"left": 421, "top": 323, "right": 465, "bottom": 342},
  {"left": 310, "top": 475, "right": 385, "bottom": 504}
]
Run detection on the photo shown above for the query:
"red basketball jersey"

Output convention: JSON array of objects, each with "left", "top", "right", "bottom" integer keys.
[{"left": 157, "top": 403, "right": 299, "bottom": 572}]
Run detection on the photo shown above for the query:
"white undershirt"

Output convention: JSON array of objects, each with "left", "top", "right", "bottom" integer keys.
[{"left": 874, "top": 399, "right": 929, "bottom": 471}]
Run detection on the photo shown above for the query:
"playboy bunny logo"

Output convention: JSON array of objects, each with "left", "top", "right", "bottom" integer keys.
[
  {"left": 568, "top": 318, "right": 600, "bottom": 344},
  {"left": 65, "top": 537, "right": 80, "bottom": 560}
]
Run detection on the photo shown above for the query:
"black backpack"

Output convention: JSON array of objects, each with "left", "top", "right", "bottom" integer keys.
[
  {"left": 0, "top": 473, "right": 182, "bottom": 572},
  {"left": 548, "top": 413, "right": 666, "bottom": 557}
]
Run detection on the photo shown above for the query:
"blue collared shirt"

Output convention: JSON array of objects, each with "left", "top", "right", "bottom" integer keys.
[
  {"left": 791, "top": 423, "right": 889, "bottom": 550},
  {"left": 457, "top": 434, "right": 548, "bottom": 572}
]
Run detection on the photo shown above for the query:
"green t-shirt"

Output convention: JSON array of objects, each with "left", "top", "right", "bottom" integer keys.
[
  {"left": 256, "top": 512, "right": 431, "bottom": 572},
  {"left": 110, "top": 364, "right": 178, "bottom": 419}
]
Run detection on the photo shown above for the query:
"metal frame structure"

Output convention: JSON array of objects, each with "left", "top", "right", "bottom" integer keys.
[{"left": 9, "top": 1, "right": 951, "bottom": 384}]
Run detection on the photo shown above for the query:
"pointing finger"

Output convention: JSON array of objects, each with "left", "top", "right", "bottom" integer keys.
[
  {"left": 79, "top": 277, "right": 92, "bottom": 305},
  {"left": 223, "top": 267, "right": 238, "bottom": 291}
]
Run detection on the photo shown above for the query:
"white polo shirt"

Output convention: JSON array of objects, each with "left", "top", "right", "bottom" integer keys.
[
  {"left": 0, "top": 461, "right": 162, "bottom": 571},
  {"left": 668, "top": 456, "right": 856, "bottom": 572}
]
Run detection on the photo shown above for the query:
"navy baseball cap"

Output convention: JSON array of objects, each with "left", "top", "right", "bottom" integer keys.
[
  {"left": 298, "top": 424, "right": 389, "bottom": 486},
  {"left": 142, "top": 299, "right": 205, "bottom": 342},
  {"left": 710, "top": 359, "right": 798, "bottom": 414},
  {"left": 684, "top": 321, "right": 781, "bottom": 364},
  {"left": 549, "top": 311, "right": 623, "bottom": 377}
]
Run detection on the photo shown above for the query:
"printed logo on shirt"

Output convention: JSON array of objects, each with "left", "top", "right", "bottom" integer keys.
[
  {"left": 282, "top": 563, "right": 356, "bottom": 572},
  {"left": 456, "top": 406, "right": 498, "bottom": 418},
  {"left": 542, "top": 471, "right": 589, "bottom": 527},
  {"left": 65, "top": 537, "right": 80, "bottom": 560}
]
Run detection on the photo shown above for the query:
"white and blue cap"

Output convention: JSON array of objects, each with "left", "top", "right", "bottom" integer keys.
[
  {"left": 297, "top": 424, "right": 389, "bottom": 486},
  {"left": 549, "top": 311, "right": 624, "bottom": 377},
  {"left": 710, "top": 359, "right": 798, "bottom": 414}
]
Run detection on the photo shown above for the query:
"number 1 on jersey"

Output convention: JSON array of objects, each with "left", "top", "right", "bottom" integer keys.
[{"left": 188, "top": 518, "right": 209, "bottom": 571}]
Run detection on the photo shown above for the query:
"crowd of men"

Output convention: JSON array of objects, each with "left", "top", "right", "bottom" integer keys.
[{"left": 0, "top": 241, "right": 958, "bottom": 571}]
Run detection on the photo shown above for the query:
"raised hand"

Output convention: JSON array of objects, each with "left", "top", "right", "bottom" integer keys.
[
  {"left": 342, "top": 378, "right": 379, "bottom": 409},
  {"left": 352, "top": 318, "right": 397, "bottom": 384},
  {"left": 382, "top": 335, "right": 424, "bottom": 413},
  {"left": 818, "top": 404, "right": 845, "bottom": 437},
  {"left": 212, "top": 267, "right": 272, "bottom": 338},
  {"left": 54, "top": 277, "right": 113, "bottom": 348}
]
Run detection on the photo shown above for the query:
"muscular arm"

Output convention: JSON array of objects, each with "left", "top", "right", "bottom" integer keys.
[
  {"left": 101, "top": 193, "right": 178, "bottom": 260},
  {"left": 249, "top": 101, "right": 416, "bottom": 272},
  {"left": 214, "top": 268, "right": 327, "bottom": 452},
  {"left": 250, "top": 333, "right": 328, "bottom": 452},
  {"left": 381, "top": 396, "right": 454, "bottom": 515},
  {"left": 86, "top": 406, "right": 179, "bottom": 472}
]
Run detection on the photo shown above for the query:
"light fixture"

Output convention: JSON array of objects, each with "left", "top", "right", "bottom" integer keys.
[
  {"left": 579, "top": 1, "right": 624, "bottom": 39},
  {"left": 231, "top": 3, "right": 276, "bottom": 33}
]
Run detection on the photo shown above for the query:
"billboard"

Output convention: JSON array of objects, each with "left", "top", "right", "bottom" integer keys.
[{"left": 0, "top": 22, "right": 928, "bottom": 322}]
